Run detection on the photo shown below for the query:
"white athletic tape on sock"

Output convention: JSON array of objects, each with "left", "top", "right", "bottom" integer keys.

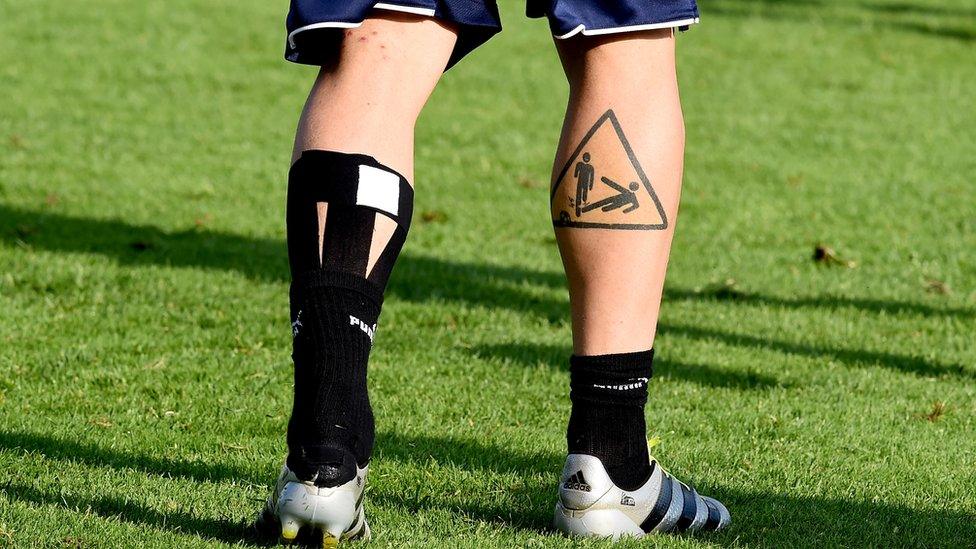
[{"left": 356, "top": 165, "right": 400, "bottom": 217}]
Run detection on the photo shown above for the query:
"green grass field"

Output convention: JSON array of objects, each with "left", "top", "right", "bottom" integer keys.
[{"left": 1, "top": 0, "right": 975, "bottom": 547}]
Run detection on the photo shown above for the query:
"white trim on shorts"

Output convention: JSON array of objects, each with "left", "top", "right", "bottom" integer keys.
[
  {"left": 554, "top": 17, "right": 701, "bottom": 40},
  {"left": 288, "top": 3, "right": 437, "bottom": 49},
  {"left": 374, "top": 3, "right": 436, "bottom": 16}
]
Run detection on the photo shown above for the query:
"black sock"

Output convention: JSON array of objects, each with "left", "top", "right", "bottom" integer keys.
[
  {"left": 286, "top": 271, "right": 380, "bottom": 485},
  {"left": 567, "top": 349, "right": 654, "bottom": 491},
  {"left": 284, "top": 150, "right": 413, "bottom": 487}
]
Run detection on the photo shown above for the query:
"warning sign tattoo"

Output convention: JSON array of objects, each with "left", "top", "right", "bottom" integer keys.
[{"left": 551, "top": 110, "right": 668, "bottom": 230}]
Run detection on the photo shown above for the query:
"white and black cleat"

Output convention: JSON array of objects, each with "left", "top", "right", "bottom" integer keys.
[
  {"left": 256, "top": 463, "right": 370, "bottom": 547},
  {"left": 553, "top": 454, "right": 730, "bottom": 539}
]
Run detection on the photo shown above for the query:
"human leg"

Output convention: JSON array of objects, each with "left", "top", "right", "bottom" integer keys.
[
  {"left": 552, "top": 30, "right": 684, "bottom": 355},
  {"left": 262, "top": 12, "right": 457, "bottom": 545},
  {"left": 290, "top": 13, "right": 458, "bottom": 173},
  {"left": 287, "top": 8, "right": 455, "bottom": 478},
  {"left": 550, "top": 30, "right": 730, "bottom": 536}
]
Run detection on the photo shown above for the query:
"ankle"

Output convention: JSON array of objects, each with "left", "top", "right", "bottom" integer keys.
[
  {"left": 286, "top": 443, "right": 360, "bottom": 487},
  {"left": 567, "top": 350, "right": 654, "bottom": 490}
]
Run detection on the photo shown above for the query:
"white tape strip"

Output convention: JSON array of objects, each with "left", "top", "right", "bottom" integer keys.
[{"left": 356, "top": 165, "right": 400, "bottom": 217}]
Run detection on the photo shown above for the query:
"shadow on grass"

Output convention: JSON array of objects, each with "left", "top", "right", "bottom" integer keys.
[
  {"left": 0, "top": 428, "right": 555, "bottom": 543},
  {"left": 0, "top": 481, "right": 259, "bottom": 546},
  {"left": 864, "top": 1, "right": 976, "bottom": 18},
  {"left": 1, "top": 204, "right": 972, "bottom": 380},
  {"left": 3, "top": 205, "right": 970, "bottom": 316},
  {"left": 891, "top": 20, "right": 976, "bottom": 42},
  {"left": 0, "top": 431, "right": 268, "bottom": 486},
  {"left": 658, "top": 322, "right": 972, "bottom": 378},
  {"left": 707, "top": 0, "right": 976, "bottom": 43},
  {"left": 662, "top": 286, "right": 972, "bottom": 320},
  {"left": 471, "top": 342, "right": 784, "bottom": 390},
  {"left": 3, "top": 428, "right": 974, "bottom": 547}
]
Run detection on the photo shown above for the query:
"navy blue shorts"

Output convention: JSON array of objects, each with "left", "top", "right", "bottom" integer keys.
[{"left": 286, "top": 0, "right": 700, "bottom": 69}]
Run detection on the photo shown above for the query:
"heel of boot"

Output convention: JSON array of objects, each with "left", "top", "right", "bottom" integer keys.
[{"left": 553, "top": 501, "right": 644, "bottom": 540}]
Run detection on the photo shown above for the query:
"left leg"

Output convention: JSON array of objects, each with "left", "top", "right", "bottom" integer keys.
[{"left": 548, "top": 29, "right": 731, "bottom": 538}]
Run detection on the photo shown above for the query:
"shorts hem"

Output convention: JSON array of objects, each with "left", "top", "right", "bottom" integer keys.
[
  {"left": 286, "top": 1, "right": 500, "bottom": 68},
  {"left": 287, "top": 3, "right": 437, "bottom": 50},
  {"left": 553, "top": 17, "right": 701, "bottom": 40}
]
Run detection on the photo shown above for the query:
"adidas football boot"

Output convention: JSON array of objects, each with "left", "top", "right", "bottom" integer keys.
[
  {"left": 256, "top": 462, "right": 370, "bottom": 547},
  {"left": 553, "top": 453, "right": 730, "bottom": 539}
]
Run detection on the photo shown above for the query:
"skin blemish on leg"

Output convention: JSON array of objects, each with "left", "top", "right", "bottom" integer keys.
[{"left": 359, "top": 36, "right": 368, "bottom": 42}]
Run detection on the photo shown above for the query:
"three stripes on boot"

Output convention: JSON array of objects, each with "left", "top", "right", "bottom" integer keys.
[{"left": 639, "top": 461, "right": 729, "bottom": 533}]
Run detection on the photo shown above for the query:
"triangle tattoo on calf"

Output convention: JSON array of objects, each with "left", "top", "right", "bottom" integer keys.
[{"left": 550, "top": 109, "right": 668, "bottom": 231}]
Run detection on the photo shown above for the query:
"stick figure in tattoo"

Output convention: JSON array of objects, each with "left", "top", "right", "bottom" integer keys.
[
  {"left": 573, "top": 152, "right": 595, "bottom": 217},
  {"left": 581, "top": 177, "right": 641, "bottom": 214}
]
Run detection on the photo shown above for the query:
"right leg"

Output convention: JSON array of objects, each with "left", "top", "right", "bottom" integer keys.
[
  {"left": 287, "top": 8, "right": 456, "bottom": 472},
  {"left": 264, "top": 12, "right": 457, "bottom": 545}
]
